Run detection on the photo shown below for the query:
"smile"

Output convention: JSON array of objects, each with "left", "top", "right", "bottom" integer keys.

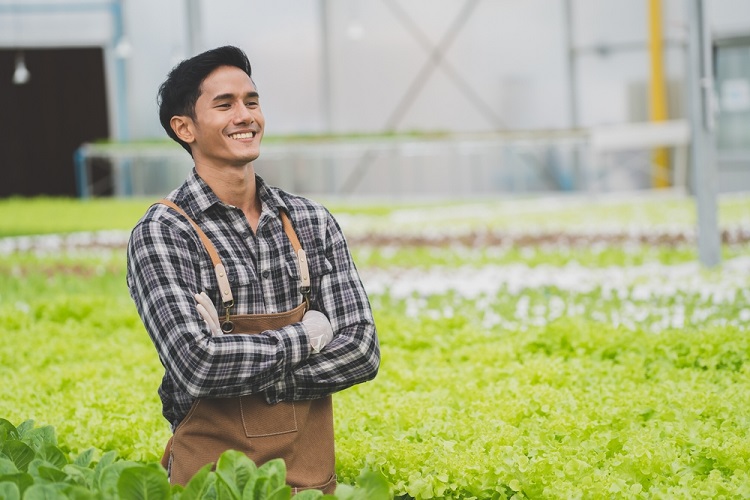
[{"left": 229, "top": 132, "right": 256, "bottom": 139}]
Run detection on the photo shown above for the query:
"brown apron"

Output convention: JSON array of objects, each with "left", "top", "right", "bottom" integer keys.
[{"left": 158, "top": 200, "right": 336, "bottom": 493}]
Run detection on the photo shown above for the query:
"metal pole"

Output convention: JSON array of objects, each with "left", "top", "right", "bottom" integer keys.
[
  {"left": 648, "top": 0, "right": 670, "bottom": 188},
  {"left": 686, "top": 0, "right": 721, "bottom": 267},
  {"left": 563, "top": 0, "right": 584, "bottom": 190},
  {"left": 74, "top": 146, "right": 90, "bottom": 198},
  {"left": 111, "top": 0, "right": 133, "bottom": 196},
  {"left": 319, "top": 0, "right": 332, "bottom": 133},
  {"left": 185, "top": 0, "right": 203, "bottom": 56},
  {"left": 112, "top": 0, "right": 129, "bottom": 141},
  {"left": 563, "top": 0, "right": 578, "bottom": 128}
]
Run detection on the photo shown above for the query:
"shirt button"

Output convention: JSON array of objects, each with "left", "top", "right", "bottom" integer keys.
[
  {"left": 229, "top": 275, "right": 235, "bottom": 283},
  {"left": 262, "top": 270, "right": 270, "bottom": 279},
  {"left": 241, "top": 231, "right": 250, "bottom": 239}
]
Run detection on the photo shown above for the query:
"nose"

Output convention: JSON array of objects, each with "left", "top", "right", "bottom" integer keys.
[{"left": 234, "top": 102, "right": 253, "bottom": 124}]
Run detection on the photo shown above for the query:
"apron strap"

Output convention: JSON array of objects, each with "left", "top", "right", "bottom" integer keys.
[
  {"left": 156, "top": 199, "right": 311, "bottom": 313},
  {"left": 159, "top": 199, "right": 234, "bottom": 311},
  {"left": 279, "top": 208, "right": 311, "bottom": 299}
]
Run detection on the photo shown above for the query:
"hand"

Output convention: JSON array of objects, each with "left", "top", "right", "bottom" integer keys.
[
  {"left": 195, "top": 292, "right": 222, "bottom": 336},
  {"left": 302, "top": 310, "right": 334, "bottom": 353}
]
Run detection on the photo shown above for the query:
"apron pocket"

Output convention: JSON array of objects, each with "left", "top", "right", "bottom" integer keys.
[{"left": 240, "top": 395, "right": 298, "bottom": 437}]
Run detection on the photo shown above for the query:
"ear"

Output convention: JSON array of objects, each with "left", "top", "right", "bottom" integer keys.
[{"left": 170, "top": 115, "right": 195, "bottom": 144}]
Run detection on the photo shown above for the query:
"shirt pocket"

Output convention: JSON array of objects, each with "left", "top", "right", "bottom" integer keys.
[
  {"left": 199, "top": 257, "right": 255, "bottom": 292},
  {"left": 284, "top": 251, "right": 333, "bottom": 305},
  {"left": 284, "top": 251, "right": 332, "bottom": 282}
]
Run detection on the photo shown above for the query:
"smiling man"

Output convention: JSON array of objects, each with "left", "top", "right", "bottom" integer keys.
[{"left": 126, "top": 46, "right": 379, "bottom": 492}]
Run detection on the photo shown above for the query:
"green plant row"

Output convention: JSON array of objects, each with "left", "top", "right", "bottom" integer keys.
[
  {"left": 1, "top": 194, "right": 749, "bottom": 237},
  {"left": 2, "top": 195, "right": 749, "bottom": 498},
  {"left": 343, "top": 311, "right": 750, "bottom": 498},
  {"left": 0, "top": 418, "right": 389, "bottom": 500},
  {"left": 351, "top": 243, "right": 749, "bottom": 268},
  {"left": 2, "top": 285, "right": 749, "bottom": 498},
  {"left": 2, "top": 241, "right": 749, "bottom": 278}
]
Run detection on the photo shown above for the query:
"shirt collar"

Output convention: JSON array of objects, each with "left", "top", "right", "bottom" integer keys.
[
  {"left": 177, "top": 168, "right": 221, "bottom": 217},
  {"left": 178, "top": 168, "right": 289, "bottom": 218},
  {"left": 255, "top": 174, "right": 288, "bottom": 215}
]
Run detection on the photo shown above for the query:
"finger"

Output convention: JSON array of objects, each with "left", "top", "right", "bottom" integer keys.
[
  {"left": 202, "top": 293, "right": 221, "bottom": 324},
  {"left": 196, "top": 293, "right": 221, "bottom": 324},
  {"left": 197, "top": 304, "right": 221, "bottom": 335},
  {"left": 195, "top": 292, "right": 212, "bottom": 311},
  {"left": 196, "top": 303, "right": 212, "bottom": 327},
  {"left": 310, "top": 336, "right": 323, "bottom": 353}
]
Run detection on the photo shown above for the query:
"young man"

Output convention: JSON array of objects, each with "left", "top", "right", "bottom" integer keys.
[{"left": 126, "top": 46, "right": 379, "bottom": 492}]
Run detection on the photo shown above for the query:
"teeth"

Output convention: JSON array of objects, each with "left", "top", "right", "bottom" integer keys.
[{"left": 230, "top": 132, "right": 254, "bottom": 139}]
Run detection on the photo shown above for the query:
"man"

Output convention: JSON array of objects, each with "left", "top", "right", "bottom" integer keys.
[{"left": 126, "top": 46, "right": 379, "bottom": 492}]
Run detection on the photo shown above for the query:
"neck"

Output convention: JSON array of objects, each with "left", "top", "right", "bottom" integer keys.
[{"left": 194, "top": 161, "right": 262, "bottom": 230}]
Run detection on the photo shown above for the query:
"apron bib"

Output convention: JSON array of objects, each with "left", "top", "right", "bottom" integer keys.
[{"left": 157, "top": 200, "right": 336, "bottom": 493}]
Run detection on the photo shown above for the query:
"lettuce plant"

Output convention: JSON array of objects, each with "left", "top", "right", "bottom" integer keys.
[{"left": 0, "top": 418, "right": 389, "bottom": 500}]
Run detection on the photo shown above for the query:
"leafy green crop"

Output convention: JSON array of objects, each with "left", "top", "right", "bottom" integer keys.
[
  {"left": 0, "top": 197, "right": 152, "bottom": 237},
  {"left": 2, "top": 192, "right": 749, "bottom": 237},
  {"left": 350, "top": 242, "right": 750, "bottom": 268},
  {"left": 3, "top": 256, "right": 748, "bottom": 497},
  {"left": 0, "top": 418, "right": 390, "bottom": 499},
  {"left": 2, "top": 193, "right": 749, "bottom": 498},
  {"left": 337, "top": 310, "right": 750, "bottom": 498}
]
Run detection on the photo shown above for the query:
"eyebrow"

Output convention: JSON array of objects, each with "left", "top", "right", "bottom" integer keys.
[{"left": 211, "top": 91, "right": 259, "bottom": 102}]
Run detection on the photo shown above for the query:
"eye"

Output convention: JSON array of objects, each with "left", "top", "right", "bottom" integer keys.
[{"left": 245, "top": 100, "right": 259, "bottom": 108}]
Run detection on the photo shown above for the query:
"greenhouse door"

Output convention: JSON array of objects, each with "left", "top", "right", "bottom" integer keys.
[{"left": 0, "top": 47, "right": 110, "bottom": 197}]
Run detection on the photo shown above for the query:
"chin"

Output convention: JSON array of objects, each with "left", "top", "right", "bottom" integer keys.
[
  {"left": 234, "top": 153, "right": 260, "bottom": 165},
  {"left": 231, "top": 147, "right": 260, "bottom": 162}
]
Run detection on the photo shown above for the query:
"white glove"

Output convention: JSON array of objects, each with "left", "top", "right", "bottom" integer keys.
[
  {"left": 302, "top": 310, "right": 334, "bottom": 353},
  {"left": 195, "top": 292, "right": 222, "bottom": 336}
]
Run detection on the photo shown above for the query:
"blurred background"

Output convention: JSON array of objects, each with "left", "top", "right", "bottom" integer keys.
[{"left": 0, "top": 0, "right": 749, "bottom": 198}]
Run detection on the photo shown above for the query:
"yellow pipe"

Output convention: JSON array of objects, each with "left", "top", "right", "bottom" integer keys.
[{"left": 648, "top": 0, "right": 670, "bottom": 188}]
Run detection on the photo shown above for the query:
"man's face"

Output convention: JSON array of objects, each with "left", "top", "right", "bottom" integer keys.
[{"left": 187, "top": 65, "right": 265, "bottom": 167}]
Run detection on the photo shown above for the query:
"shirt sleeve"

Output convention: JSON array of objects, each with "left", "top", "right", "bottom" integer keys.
[
  {"left": 270, "top": 211, "right": 380, "bottom": 402},
  {"left": 126, "top": 211, "right": 312, "bottom": 399}
]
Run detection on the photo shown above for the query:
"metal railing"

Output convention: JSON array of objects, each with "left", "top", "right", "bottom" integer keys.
[{"left": 74, "top": 123, "right": 746, "bottom": 198}]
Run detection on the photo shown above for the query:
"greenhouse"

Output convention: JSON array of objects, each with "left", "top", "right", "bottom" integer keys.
[{"left": 1, "top": 1, "right": 749, "bottom": 498}]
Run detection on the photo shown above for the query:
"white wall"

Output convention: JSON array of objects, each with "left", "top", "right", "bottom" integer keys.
[
  {"left": 1, "top": 0, "right": 749, "bottom": 140},
  {"left": 325, "top": 0, "right": 570, "bottom": 133}
]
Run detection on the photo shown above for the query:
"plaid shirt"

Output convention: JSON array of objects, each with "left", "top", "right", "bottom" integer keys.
[{"left": 127, "top": 169, "right": 379, "bottom": 429}]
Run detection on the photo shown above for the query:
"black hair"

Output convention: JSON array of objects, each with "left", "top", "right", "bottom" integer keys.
[{"left": 157, "top": 45, "right": 253, "bottom": 155}]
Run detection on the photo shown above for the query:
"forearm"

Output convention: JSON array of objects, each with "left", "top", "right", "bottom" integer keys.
[
  {"left": 185, "top": 327, "right": 310, "bottom": 398},
  {"left": 279, "top": 321, "right": 380, "bottom": 401},
  {"left": 267, "top": 208, "right": 381, "bottom": 402},
  {"left": 135, "top": 280, "right": 311, "bottom": 398},
  {"left": 127, "top": 218, "right": 312, "bottom": 399}
]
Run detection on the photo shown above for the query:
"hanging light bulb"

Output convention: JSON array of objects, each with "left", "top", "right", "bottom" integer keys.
[
  {"left": 13, "top": 51, "right": 30, "bottom": 85},
  {"left": 346, "top": 22, "right": 364, "bottom": 40},
  {"left": 346, "top": 0, "right": 365, "bottom": 41},
  {"left": 114, "top": 36, "right": 132, "bottom": 59}
]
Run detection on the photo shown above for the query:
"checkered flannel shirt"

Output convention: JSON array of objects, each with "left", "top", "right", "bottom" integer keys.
[{"left": 127, "top": 169, "right": 379, "bottom": 429}]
